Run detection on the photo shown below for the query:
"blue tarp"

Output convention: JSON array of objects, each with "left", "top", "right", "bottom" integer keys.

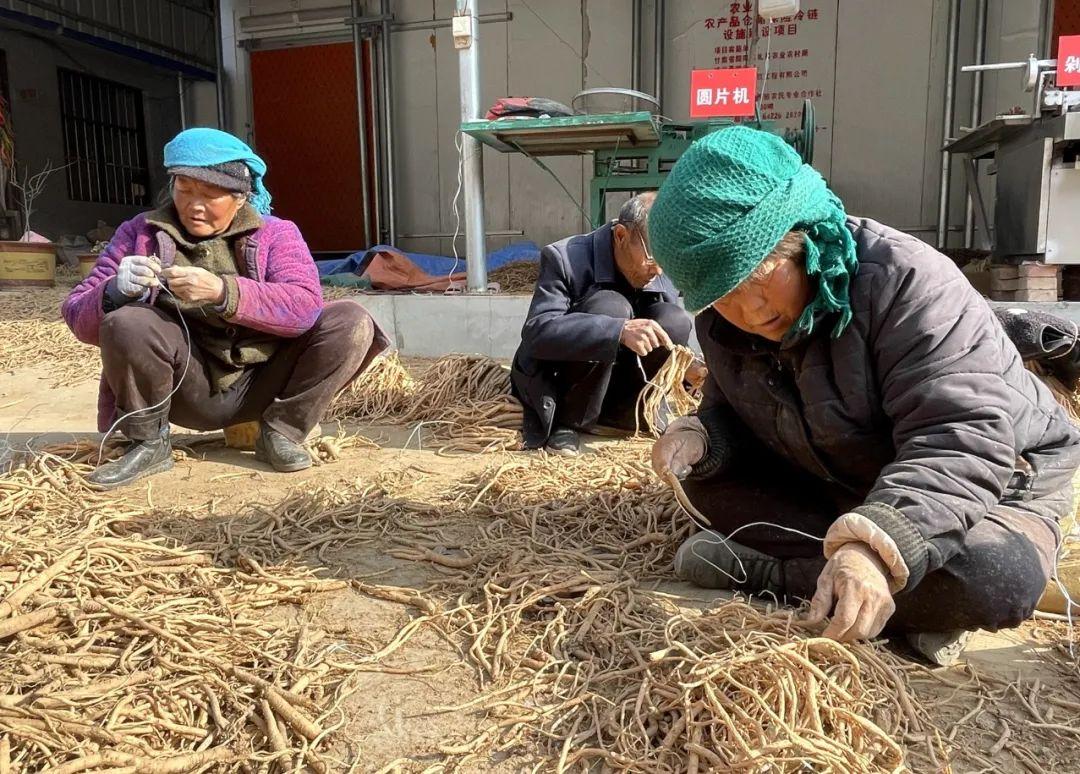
[{"left": 316, "top": 241, "right": 540, "bottom": 278}]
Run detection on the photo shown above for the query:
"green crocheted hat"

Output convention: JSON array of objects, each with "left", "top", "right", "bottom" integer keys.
[{"left": 649, "top": 126, "right": 857, "bottom": 337}]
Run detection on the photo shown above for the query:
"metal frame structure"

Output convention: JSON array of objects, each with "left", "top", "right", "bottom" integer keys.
[
  {"left": 0, "top": 0, "right": 216, "bottom": 78},
  {"left": 456, "top": 0, "right": 488, "bottom": 292}
]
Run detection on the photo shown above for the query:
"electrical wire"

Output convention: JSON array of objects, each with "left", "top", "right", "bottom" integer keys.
[
  {"left": 755, "top": 24, "right": 774, "bottom": 122},
  {"left": 96, "top": 281, "right": 192, "bottom": 465},
  {"left": 447, "top": 130, "right": 465, "bottom": 287},
  {"left": 516, "top": 0, "right": 617, "bottom": 88},
  {"left": 507, "top": 139, "right": 592, "bottom": 227}
]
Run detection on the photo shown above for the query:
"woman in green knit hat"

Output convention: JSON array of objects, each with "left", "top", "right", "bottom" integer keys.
[{"left": 647, "top": 125, "right": 1080, "bottom": 665}]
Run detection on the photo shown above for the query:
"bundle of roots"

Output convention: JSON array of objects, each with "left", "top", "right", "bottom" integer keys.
[
  {"left": 488, "top": 261, "right": 540, "bottom": 294},
  {"left": 329, "top": 353, "right": 520, "bottom": 453},
  {"left": 636, "top": 345, "right": 701, "bottom": 436},
  {"left": 0, "top": 456, "right": 367, "bottom": 772}
]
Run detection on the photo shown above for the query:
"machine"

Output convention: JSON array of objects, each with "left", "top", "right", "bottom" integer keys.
[
  {"left": 461, "top": 89, "right": 816, "bottom": 228},
  {"left": 947, "top": 54, "right": 1080, "bottom": 264}
]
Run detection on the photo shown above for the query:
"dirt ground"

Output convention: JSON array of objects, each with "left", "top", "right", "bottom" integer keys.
[{"left": 2, "top": 349, "right": 1080, "bottom": 771}]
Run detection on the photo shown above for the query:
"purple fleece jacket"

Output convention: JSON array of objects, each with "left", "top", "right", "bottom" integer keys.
[{"left": 62, "top": 212, "right": 326, "bottom": 431}]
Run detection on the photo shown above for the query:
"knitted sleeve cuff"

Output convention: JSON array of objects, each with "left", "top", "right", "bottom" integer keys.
[
  {"left": 216, "top": 275, "right": 240, "bottom": 319},
  {"left": 824, "top": 513, "right": 909, "bottom": 593},
  {"left": 688, "top": 406, "right": 743, "bottom": 480},
  {"left": 850, "top": 502, "right": 930, "bottom": 592}
]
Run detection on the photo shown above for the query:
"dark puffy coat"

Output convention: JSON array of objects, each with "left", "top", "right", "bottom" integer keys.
[
  {"left": 511, "top": 223, "right": 681, "bottom": 443},
  {"left": 694, "top": 217, "right": 1080, "bottom": 591}
]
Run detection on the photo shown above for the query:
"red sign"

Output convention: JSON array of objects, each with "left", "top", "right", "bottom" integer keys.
[
  {"left": 1058, "top": 36, "right": 1080, "bottom": 87},
  {"left": 689, "top": 68, "right": 757, "bottom": 118}
]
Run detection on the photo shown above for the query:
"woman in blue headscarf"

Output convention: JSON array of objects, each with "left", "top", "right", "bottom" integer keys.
[{"left": 64, "top": 128, "right": 388, "bottom": 489}]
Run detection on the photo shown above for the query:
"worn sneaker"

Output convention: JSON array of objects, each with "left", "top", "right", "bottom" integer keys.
[
  {"left": 546, "top": 426, "right": 580, "bottom": 456},
  {"left": 906, "top": 630, "right": 973, "bottom": 667},
  {"left": 674, "top": 532, "right": 783, "bottom": 594}
]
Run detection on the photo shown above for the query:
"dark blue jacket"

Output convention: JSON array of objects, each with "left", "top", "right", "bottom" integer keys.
[{"left": 511, "top": 222, "right": 680, "bottom": 444}]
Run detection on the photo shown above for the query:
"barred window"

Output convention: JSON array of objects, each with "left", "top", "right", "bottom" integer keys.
[{"left": 58, "top": 69, "right": 150, "bottom": 206}]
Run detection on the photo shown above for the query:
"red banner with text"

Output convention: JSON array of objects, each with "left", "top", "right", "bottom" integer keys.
[{"left": 689, "top": 68, "right": 758, "bottom": 118}]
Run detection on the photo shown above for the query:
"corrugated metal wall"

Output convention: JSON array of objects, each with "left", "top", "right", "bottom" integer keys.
[
  {"left": 222, "top": 0, "right": 1048, "bottom": 254},
  {"left": 0, "top": 0, "right": 217, "bottom": 70}
]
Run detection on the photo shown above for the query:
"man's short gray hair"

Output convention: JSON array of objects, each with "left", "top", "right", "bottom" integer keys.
[{"left": 616, "top": 191, "right": 657, "bottom": 249}]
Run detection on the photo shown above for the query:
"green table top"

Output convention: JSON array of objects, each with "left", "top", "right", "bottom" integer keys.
[{"left": 460, "top": 111, "right": 662, "bottom": 156}]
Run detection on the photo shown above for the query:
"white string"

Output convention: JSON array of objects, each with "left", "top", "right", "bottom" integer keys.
[
  {"left": 756, "top": 24, "right": 774, "bottom": 118},
  {"left": 1052, "top": 540, "right": 1078, "bottom": 658},
  {"left": 1045, "top": 317, "right": 1079, "bottom": 361},
  {"left": 96, "top": 282, "right": 192, "bottom": 465},
  {"left": 671, "top": 488, "right": 825, "bottom": 587},
  {"left": 447, "top": 131, "right": 465, "bottom": 287}
]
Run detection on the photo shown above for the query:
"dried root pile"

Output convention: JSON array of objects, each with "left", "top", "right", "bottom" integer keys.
[
  {"left": 329, "top": 346, "right": 704, "bottom": 454},
  {"left": 488, "top": 261, "right": 540, "bottom": 294},
  {"left": 321, "top": 286, "right": 366, "bottom": 302},
  {"left": 1029, "top": 361, "right": 1080, "bottom": 424},
  {"left": 0, "top": 286, "right": 101, "bottom": 387},
  {"left": 310, "top": 444, "right": 1072, "bottom": 772},
  {"left": 326, "top": 353, "right": 416, "bottom": 423},
  {"left": 637, "top": 345, "right": 701, "bottom": 436},
  {"left": 0, "top": 457, "right": 367, "bottom": 772},
  {"left": 329, "top": 353, "right": 522, "bottom": 454}
]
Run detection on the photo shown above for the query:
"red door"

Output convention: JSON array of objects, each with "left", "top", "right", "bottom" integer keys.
[{"left": 250, "top": 43, "right": 372, "bottom": 253}]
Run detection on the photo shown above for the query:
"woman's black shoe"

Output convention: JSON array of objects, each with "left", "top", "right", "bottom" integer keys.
[
  {"left": 88, "top": 434, "right": 174, "bottom": 490},
  {"left": 255, "top": 423, "right": 313, "bottom": 472}
]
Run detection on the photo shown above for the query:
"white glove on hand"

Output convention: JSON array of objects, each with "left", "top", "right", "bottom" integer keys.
[
  {"left": 650, "top": 415, "right": 708, "bottom": 479},
  {"left": 115, "top": 255, "right": 161, "bottom": 298},
  {"left": 805, "top": 542, "right": 895, "bottom": 642}
]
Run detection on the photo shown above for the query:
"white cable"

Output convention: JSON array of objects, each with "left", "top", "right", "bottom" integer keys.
[
  {"left": 756, "top": 30, "right": 774, "bottom": 118},
  {"left": 447, "top": 131, "right": 465, "bottom": 287},
  {"left": 672, "top": 489, "right": 825, "bottom": 588},
  {"left": 96, "top": 282, "right": 192, "bottom": 465}
]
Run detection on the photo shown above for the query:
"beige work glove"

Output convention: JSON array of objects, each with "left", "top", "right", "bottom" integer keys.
[
  {"left": 805, "top": 542, "right": 896, "bottom": 642},
  {"left": 650, "top": 415, "right": 708, "bottom": 479}
]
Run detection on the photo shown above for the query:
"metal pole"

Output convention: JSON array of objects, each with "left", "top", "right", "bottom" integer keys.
[
  {"left": 366, "top": 39, "right": 383, "bottom": 244},
  {"left": 1039, "top": 0, "right": 1056, "bottom": 59},
  {"left": 653, "top": 0, "right": 665, "bottom": 110},
  {"left": 936, "top": 0, "right": 960, "bottom": 250},
  {"left": 456, "top": 0, "right": 488, "bottom": 293},
  {"left": 351, "top": 0, "right": 373, "bottom": 247},
  {"left": 177, "top": 73, "right": 187, "bottom": 129},
  {"left": 964, "top": 0, "right": 988, "bottom": 249},
  {"left": 379, "top": 0, "right": 397, "bottom": 244},
  {"left": 631, "top": 0, "right": 642, "bottom": 92},
  {"left": 214, "top": 2, "right": 228, "bottom": 131}
]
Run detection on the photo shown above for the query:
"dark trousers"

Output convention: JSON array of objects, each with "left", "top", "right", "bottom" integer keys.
[
  {"left": 99, "top": 301, "right": 376, "bottom": 443},
  {"left": 555, "top": 290, "right": 693, "bottom": 431},
  {"left": 680, "top": 453, "right": 1066, "bottom": 634}
]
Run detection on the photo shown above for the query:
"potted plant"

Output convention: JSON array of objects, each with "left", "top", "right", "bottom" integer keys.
[
  {"left": 0, "top": 159, "right": 65, "bottom": 288},
  {"left": 77, "top": 240, "right": 109, "bottom": 279}
]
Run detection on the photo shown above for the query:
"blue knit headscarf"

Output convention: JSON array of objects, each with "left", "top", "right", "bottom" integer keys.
[{"left": 163, "top": 128, "right": 273, "bottom": 215}]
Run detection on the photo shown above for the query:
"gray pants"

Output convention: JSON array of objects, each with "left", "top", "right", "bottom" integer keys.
[
  {"left": 681, "top": 451, "right": 1069, "bottom": 633},
  {"left": 99, "top": 301, "right": 378, "bottom": 443}
]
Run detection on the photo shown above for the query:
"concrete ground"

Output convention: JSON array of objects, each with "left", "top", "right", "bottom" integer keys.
[{"left": 2, "top": 292, "right": 1079, "bottom": 770}]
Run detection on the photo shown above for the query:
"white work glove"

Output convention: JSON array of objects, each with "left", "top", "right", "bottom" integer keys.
[
  {"left": 805, "top": 542, "right": 896, "bottom": 642},
  {"left": 650, "top": 415, "right": 708, "bottom": 479},
  {"left": 115, "top": 255, "right": 161, "bottom": 298}
]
